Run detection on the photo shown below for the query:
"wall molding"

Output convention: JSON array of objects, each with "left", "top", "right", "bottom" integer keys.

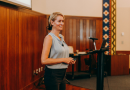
[{"left": 116, "top": 51, "right": 130, "bottom": 55}]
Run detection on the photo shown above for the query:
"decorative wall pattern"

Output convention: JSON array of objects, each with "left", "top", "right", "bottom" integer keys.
[
  {"left": 103, "top": 0, "right": 116, "bottom": 55},
  {"left": 111, "top": 0, "right": 116, "bottom": 55},
  {"left": 103, "top": 0, "right": 110, "bottom": 55}
]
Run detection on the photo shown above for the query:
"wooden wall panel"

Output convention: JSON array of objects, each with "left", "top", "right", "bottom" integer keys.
[
  {"left": 110, "top": 55, "right": 129, "bottom": 76},
  {"left": 65, "top": 19, "right": 69, "bottom": 45},
  {"left": 27, "top": 14, "right": 32, "bottom": 87},
  {"left": 72, "top": 19, "right": 76, "bottom": 52},
  {"left": 111, "top": 55, "right": 118, "bottom": 75},
  {"left": 0, "top": 10, "right": 1, "bottom": 88},
  {"left": 69, "top": 19, "right": 73, "bottom": 46},
  {"left": 33, "top": 15, "right": 39, "bottom": 81},
  {"left": 0, "top": 4, "right": 47, "bottom": 90},
  {"left": 63, "top": 16, "right": 102, "bottom": 72},
  {"left": 76, "top": 19, "right": 80, "bottom": 51},
  {"left": 14, "top": 11, "right": 19, "bottom": 90},
  {"left": 18, "top": 11, "right": 22, "bottom": 89},
  {"left": 0, "top": 6, "right": 7, "bottom": 90},
  {"left": 96, "top": 20, "right": 103, "bottom": 49},
  {"left": 118, "top": 56, "right": 123, "bottom": 75},
  {"left": 38, "top": 16, "right": 46, "bottom": 78},
  {"left": 79, "top": 19, "right": 83, "bottom": 51},
  {"left": 116, "top": 51, "right": 130, "bottom": 71},
  {"left": 8, "top": 9, "right": 19, "bottom": 90},
  {"left": 22, "top": 12, "right": 27, "bottom": 87}
]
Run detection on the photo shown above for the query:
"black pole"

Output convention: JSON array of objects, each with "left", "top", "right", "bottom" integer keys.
[{"left": 96, "top": 51, "right": 104, "bottom": 90}]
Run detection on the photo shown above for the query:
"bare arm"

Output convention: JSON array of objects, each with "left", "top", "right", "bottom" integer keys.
[{"left": 41, "top": 35, "right": 74, "bottom": 65}]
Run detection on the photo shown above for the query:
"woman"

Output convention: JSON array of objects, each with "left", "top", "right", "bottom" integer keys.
[{"left": 41, "top": 12, "right": 76, "bottom": 90}]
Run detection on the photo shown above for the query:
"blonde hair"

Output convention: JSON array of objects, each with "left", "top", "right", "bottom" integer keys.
[{"left": 48, "top": 12, "right": 64, "bottom": 27}]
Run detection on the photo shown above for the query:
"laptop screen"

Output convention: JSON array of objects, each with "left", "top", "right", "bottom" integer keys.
[{"left": 100, "top": 39, "right": 107, "bottom": 48}]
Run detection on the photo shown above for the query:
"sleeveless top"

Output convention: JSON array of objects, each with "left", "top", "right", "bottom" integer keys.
[{"left": 46, "top": 32, "right": 69, "bottom": 69}]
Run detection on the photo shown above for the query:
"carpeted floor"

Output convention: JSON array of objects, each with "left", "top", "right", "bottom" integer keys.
[{"left": 68, "top": 75, "right": 130, "bottom": 90}]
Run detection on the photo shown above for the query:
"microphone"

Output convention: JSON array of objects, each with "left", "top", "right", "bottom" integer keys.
[{"left": 62, "top": 43, "right": 64, "bottom": 46}]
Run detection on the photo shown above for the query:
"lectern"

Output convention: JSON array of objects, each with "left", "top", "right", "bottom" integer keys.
[
  {"left": 68, "top": 39, "right": 108, "bottom": 90},
  {"left": 88, "top": 39, "right": 108, "bottom": 90}
]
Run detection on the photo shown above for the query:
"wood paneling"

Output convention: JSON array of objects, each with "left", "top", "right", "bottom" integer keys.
[
  {"left": 111, "top": 55, "right": 129, "bottom": 75},
  {"left": 105, "top": 55, "right": 129, "bottom": 76},
  {"left": 63, "top": 16, "right": 103, "bottom": 72},
  {"left": 0, "top": 6, "right": 7, "bottom": 90},
  {"left": 7, "top": 8, "right": 18, "bottom": 90},
  {"left": 0, "top": 4, "right": 47, "bottom": 90}
]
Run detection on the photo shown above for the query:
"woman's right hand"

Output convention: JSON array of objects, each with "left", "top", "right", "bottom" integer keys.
[{"left": 63, "top": 57, "right": 74, "bottom": 64}]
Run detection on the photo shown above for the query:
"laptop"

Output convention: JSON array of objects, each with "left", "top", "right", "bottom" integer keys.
[
  {"left": 100, "top": 39, "right": 107, "bottom": 49},
  {"left": 87, "top": 39, "right": 108, "bottom": 54}
]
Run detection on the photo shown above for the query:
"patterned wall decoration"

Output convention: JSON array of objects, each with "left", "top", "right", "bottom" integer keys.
[
  {"left": 103, "top": 0, "right": 116, "bottom": 55},
  {"left": 111, "top": 0, "right": 116, "bottom": 55},
  {"left": 103, "top": 0, "right": 110, "bottom": 55}
]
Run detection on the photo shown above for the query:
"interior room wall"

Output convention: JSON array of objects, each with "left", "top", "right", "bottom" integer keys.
[
  {"left": 116, "top": 0, "right": 130, "bottom": 69},
  {"left": 32, "top": 0, "right": 130, "bottom": 50},
  {"left": 32, "top": 0, "right": 102, "bottom": 17},
  {"left": 116, "top": 0, "right": 130, "bottom": 51},
  {"left": 129, "top": 55, "right": 130, "bottom": 68},
  {"left": 32, "top": 0, "right": 46, "bottom": 14}
]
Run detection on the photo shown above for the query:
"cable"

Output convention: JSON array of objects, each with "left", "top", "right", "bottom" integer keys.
[{"left": 31, "top": 77, "right": 45, "bottom": 90}]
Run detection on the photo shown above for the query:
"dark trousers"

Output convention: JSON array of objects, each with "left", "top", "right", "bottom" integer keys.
[{"left": 44, "top": 67, "right": 66, "bottom": 90}]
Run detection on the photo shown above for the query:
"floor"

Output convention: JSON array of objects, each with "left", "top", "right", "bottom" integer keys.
[{"left": 33, "top": 84, "right": 91, "bottom": 90}]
